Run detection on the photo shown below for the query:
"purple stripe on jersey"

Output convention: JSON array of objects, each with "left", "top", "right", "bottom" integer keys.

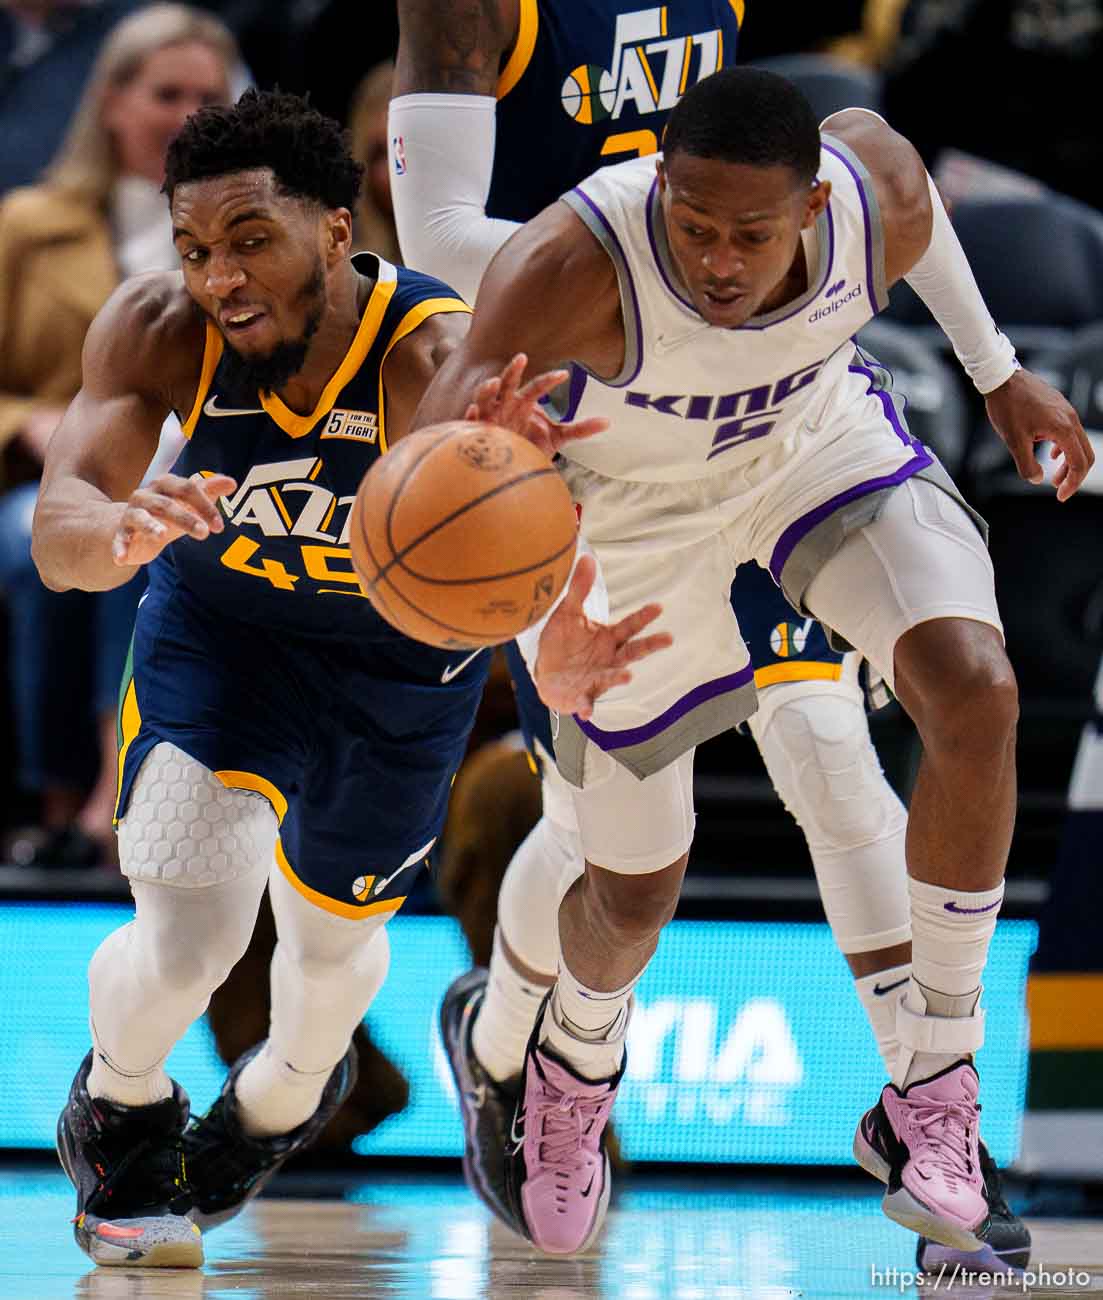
[
  {"left": 560, "top": 364, "right": 588, "bottom": 422},
  {"left": 823, "top": 142, "right": 878, "bottom": 310},
  {"left": 849, "top": 362, "right": 918, "bottom": 448},
  {"left": 569, "top": 186, "right": 644, "bottom": 387},
  {"left": 575, "top": 664, "right": 754, "bottom": 750},
  {"left": 768, "top": 449, "right": 932, "bottom": 584},
  {"left": 646, "top": 177, "right": 695, "bottom": 312}
]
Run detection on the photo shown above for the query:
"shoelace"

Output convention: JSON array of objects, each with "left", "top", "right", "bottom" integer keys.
[
  {"left": 87, "top": 1133, "right": 186, "bottom": 1216},
  {"left": 532, "top": 1088, "right": 609, "bottom": 1172},
  {"left": 906, "top": 1098, "right": 978, "bottom": 1187}
]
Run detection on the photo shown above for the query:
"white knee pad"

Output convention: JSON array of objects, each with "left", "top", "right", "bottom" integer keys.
[
  {"left": 499, "top": 813, "right": 585, "bottom": 975},
  {"left": 119, "top": 742, "right": 278, "bottom": 887},
  {"left": 748, "top": 671, "right": 910, "bottom": 954}
]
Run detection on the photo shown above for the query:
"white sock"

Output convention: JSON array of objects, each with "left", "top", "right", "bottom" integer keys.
[
  {"left": 540, "top": 961, "right": 636, "bottom": 1081},
  {"left": 896, "top": 876, "right": 1002, "bottom": 1088},
  {"left": 233, "top": 1042, "right": 335, "bottom": 1138},
  {"left": 471, "top": 927, "right": 551, "bottom": 1084},
  {"left": 87, "top": 1037, "right": 173, "bottom": 1107},
  {"left": 853, "top": 962, "right": 910, "bottom": 1077}
]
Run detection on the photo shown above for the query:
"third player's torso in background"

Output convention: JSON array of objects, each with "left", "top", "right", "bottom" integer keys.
[
  {"left": 157, "top": 253, "right": 470, "bottom": 644},
  {"left": 487, "top": 0, "right": 744, "bottom": 221}
]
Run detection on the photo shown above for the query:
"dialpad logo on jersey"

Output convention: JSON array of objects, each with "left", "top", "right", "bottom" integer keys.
[
  {"left": 809, "top": 281, "right": 862, "bottom": 322},
  {"left": 560, "top": 6, "right": 725, "bottom": 125},
  {"left": 627, "top": 997, "right": 804, "bottom": 1127},
  {"left": 625, "top": 357, "right": 827, "bottom": 461},
  {"left": 320, "top": 408, "right": 378, "bottom": 442}
]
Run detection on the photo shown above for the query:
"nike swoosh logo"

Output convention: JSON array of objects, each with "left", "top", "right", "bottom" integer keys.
[
  {"left": 440, "top": 648, "right": 485, "bottom": 684},
  {"left": 653, "top": 326, "right": 710, "bottom": 355},
  {"left": 580, "top": 1172, "right": 596, "bottom": 1197},
  {"left": 873, "top": 977, "right": 909, "bottom": 997},
  {"left": 944, "top": 901, "right": 1001, "bottom": 915},
  {"left": 203, "top": 395, "right": 264, "bottom": 419},
  {"left": 509, "top": 1111, "right": 525, "bottom": 1151}
]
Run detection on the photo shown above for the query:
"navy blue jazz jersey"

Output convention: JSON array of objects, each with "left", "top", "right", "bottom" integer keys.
[
  {"left": 488, "top": 0, "right": 744, "bottom": 221},
  {"left": 116, "top": 255, "right": 490, "bottom": 916}
]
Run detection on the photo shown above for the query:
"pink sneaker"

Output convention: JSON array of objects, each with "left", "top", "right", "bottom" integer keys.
[
  {"left": 505, "top": 1038, "right": 623, "bottom": 1255},
  {"left": 854, "top": 1061, "right": 990, "bottom": 1252}
]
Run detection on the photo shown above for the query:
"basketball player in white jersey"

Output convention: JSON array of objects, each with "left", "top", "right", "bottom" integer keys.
[
  {"left": 414, "top": 68, "right": 1093, "bottom": 1256},
  {"left": 387, "top": 0, "right": 979, "bottom": 1264}
]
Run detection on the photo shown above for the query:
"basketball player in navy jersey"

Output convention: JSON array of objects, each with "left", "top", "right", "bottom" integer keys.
[
  {"left": 31, "top": 89, "right": 637, "bottom": 1269},
  {"left": 414, "top": 68, "right": 1092, "bottom": 1257},
  {"left": 391, "top": 3, "right": 1031, "bottom": 1269}
]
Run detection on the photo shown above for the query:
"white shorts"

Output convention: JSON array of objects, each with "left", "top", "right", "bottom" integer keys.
[
  {"left": 557, "top": 426, "right": 996, "bottom": 760},
  {"left": 564, "top": 476, "right": 1000, "bottom": 870}
]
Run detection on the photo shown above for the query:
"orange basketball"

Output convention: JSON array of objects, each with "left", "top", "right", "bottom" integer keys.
[{"left": 349, "top": 421, "right": 578, "bottom": 649}]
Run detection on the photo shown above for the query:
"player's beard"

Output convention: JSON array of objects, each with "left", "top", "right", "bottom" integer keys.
[{"left": 220, "top": 259, "right": 326, "bottom": 394}]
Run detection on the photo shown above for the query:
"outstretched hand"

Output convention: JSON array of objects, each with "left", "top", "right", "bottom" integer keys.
[
  {"left": 985, "top": 369, "right": 1094, "bottom": 502},
  {"left": 464, "top": 353, "right": 608, "bottom": 458},
  {"left": 534, "top": 554, "right": 672, "bottom": 720},
  {"left": 112, "top": 472, "right": 236, "bottom": 567}
]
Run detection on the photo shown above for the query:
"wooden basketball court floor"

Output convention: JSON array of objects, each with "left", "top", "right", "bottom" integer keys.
[{"left": 2, "top": 1168, "right": 1101, "bottom": 1299}]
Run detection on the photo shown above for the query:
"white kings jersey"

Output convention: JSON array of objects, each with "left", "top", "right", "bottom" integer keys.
[{"left": 558, "top": 137, "right": 897, "bottom": 484}]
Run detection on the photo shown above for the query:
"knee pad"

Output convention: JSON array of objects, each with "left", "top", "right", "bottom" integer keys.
[
  {"left": 119, "top": 742, "right": 278, "bottom": 887},
  {"left": 499, "top": 814, "right": 584, "bottom": 975},
  {"left": 749, "top": 676, "right": 910, "bottom": 954}
]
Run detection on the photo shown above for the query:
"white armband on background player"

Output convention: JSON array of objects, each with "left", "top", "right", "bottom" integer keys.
[
  {"left": 904, "top": 174, "right": 1020, "bottom": 395},
  {"left": 387, "top": 93, "right": 520, "bottom": 304}
]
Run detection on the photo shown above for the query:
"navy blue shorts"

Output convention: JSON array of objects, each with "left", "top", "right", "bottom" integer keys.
[
  {"left": 115, "top": 571, "right": 488, "bottom": 917},
  {"left": 505, "top": 563, "right": 845, "bottom": 770}
]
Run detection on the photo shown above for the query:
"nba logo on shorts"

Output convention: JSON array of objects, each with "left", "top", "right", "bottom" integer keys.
[{"left": 392, "top": 136, "right": 407, "bottom": 175}]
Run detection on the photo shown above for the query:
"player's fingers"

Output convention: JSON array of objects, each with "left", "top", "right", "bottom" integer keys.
[
  {"left": 1054, "top": 427, "right": 1095, "bottom": 501},
  {"left": 131, "top": 491, "right": 212, "bottom": 539},
  {"left": 463, "top": 402, "right": 479, "bottom": 421},
  {"left": 560, "top": 552, "right": 596, "bottom": 613},
  {"left": 199, "top": 473, "right": 236, "bottom": 499},
  {"left": 1004, "top": 432, "right": 1045, "bottom": 486},
  {"left": 112, "top": 508, "right": 165, "bottom": 562},
  {"left": 555, "top": 417, "right": 610, "bottom": 447},
  {"left": 517, "top": 368, "right": 569, "bottom": 404},
  {"left": 616, "top": 631, "right": 673, "bottom": 665},
  {"left": 164, "top": 478, "right": 227, "bottom": 530},
  {"left": 496, "top": 354, "right": 528, "bottom": 403},
  {"left": 610, "top": 601, "right": 664, "bottom": 642}
]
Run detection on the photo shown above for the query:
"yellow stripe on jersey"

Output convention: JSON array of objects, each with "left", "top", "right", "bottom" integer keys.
[
  {"left": 376, "top": 297, "right": 473, "bottom": 453},
  {"left": 181, "top": 322, "right": 224, "bottom": 438},
  {"left": 275, "top": 837, "right": 407, "bottom": 920},
  {"left": 214, "top": 768, "right": 288, "bottom": 822},
  {"left": 660, "top": 6, "right": 667, "bottom": 36},
  {"left": 112, "top": 678, "right": 142, "bottom": 823},
  {"left": 637, "top": 47, "right": 660, "bottom": 105},
  {"left": 498, "top": 0, "right": 538, "bottom": 100},
  {"left": 754, "top": 661, "right": 843, "bottom": 689},
  {"left": 678, "top": 35, "right": 693, "bottom": 95},
  {"left": 728, "top": 0, "right": 745, "bottom": 25},
  {"left": 717, "top": 28, "right": 724, "bottom": 67},
  {"left": 261, "top": 260, "right": 399, "bottom": 438}
]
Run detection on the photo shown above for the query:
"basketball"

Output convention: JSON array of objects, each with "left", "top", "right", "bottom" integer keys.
[{"left": 349, "top": 421, "right": 578, "bottom": 649}]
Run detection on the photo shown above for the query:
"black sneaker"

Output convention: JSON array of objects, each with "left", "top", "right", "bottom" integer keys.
[
  {"left": 439, "top": 968, "right": 523, "bottom": 1233},
  {"left": 182, "top": 1040, "right": 357, "bottom": 1229},
  {"left": 57, "top": 1050, "right": 201, "bottom": 1267},
  {"left": 917, "top": 1142, "right": 1032, "bottom": 1273}
]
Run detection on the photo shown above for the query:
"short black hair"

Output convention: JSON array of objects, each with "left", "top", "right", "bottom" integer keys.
[
  {"left": 663, "top": 68, "right": 820, "bottom": 185},
  {"left": 163, "top": 88, "right": 363, "bottom": 209}
]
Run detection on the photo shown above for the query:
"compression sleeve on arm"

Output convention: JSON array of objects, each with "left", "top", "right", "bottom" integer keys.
[
  {"left": 387, "top": 93, "right": 521, "bottom": 304},
  {"left": 904, "top": 174, "right": 1019, "bottom": 395}
]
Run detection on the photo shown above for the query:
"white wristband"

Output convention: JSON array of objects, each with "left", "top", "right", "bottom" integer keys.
[
  {"left": 387, "top": 93, "right": 520, "bottom": 304},
  {"left": 904, "top": 174, "right": 1020, "bottom": 395}
]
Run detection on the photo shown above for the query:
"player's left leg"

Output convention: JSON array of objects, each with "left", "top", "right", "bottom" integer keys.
[
  {"left": 800, "top": 477, "right": 1015, "bottom": 1253},
  {"left": 183, "top": 865, "right": 387, "bottom": 1227}
]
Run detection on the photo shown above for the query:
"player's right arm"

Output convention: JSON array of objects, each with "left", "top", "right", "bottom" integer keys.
[
  {"left": 32, "top": 276, "right": 234, "bottom": 593},
  {"left": 413, "top": 199, "right": 623, "bottom": 440},
  {"left": 389, "top": 0, "right": 521, "bottom": 301}
]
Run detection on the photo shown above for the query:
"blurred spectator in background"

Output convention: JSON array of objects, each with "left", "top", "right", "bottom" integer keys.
[
  {"left": 196, "top": 0, "right": 397, "bottom": 124},
  {"left": 0, "top": 3, "right": 236, "bottom": 866},
  {"left": 347, "top": 59, "right": 399, "bottom": 263},
  {"left": 883, "top": 0, "right": 1103, "bottom": 211},
  {"left": 0, "top": 0, "right": 147, "bottom": 195}
]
